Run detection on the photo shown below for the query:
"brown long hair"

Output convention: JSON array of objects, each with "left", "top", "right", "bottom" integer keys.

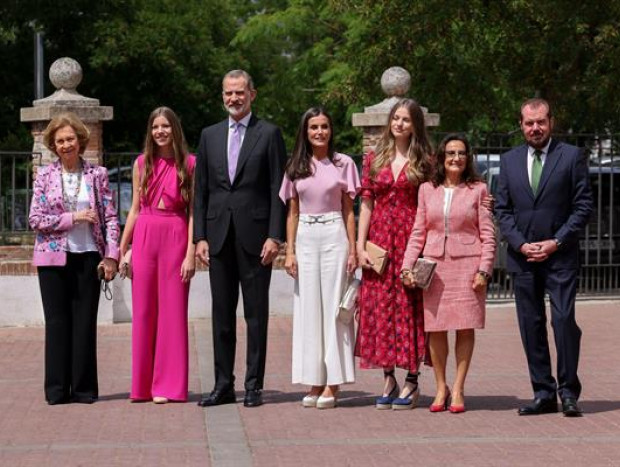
[
  {"left": 370, "top": 98, "right": 433, "bottom": 185},
  {"left": 140, "top": 107, "right": 191, "bottom": 202},
  {"left": 431, "top": 133, "right": 482, "bottom": 187},
  {"left": 285, "top": 107, "right": 340, "bottom": 181}
]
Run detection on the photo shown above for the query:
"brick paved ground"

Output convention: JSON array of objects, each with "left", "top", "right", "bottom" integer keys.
[{"left": 0, "top": 301, "right": 619, "bottom": 466}]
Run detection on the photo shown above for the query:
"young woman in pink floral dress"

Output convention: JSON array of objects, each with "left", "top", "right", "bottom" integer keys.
[{"left": 356, "top": 98, "right": 433, "bottom": 410}]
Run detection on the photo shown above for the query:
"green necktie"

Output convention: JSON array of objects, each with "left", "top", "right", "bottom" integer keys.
[{"left": 531, "top": 149, "right": 543, "bottom": 194}]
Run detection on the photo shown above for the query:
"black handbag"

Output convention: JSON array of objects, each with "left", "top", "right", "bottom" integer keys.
[{"left": 93, "top": 176, "right": 113, "bottom": 300}]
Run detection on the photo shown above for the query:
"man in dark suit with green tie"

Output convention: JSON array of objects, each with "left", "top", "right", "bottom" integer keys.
[{"left": 495, "top": 98, "right": 593, "bottom": 417}]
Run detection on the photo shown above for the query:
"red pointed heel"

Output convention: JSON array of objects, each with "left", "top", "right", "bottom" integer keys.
[
  {"left": 449, "top": 391, "right": 466, "bottom": 413},
  {"left": 429, "top": 387, "right": 451, "bottom": 413}
]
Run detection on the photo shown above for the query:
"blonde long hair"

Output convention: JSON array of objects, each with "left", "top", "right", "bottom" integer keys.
[
  {"left": 370, "top": 98, "right": 433, "bottom": 185},
  {"left": 140, "top": 107, "right": 191, "bottom": 202}
]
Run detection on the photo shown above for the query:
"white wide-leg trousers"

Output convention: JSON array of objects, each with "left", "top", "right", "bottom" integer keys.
[{"left": 291, "top": 214, "right": 356, "bottom": 386}]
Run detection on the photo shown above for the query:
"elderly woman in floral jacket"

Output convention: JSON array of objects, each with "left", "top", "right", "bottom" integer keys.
[{"left": 29, "top": 112, "right": 120, "bottom": 405}]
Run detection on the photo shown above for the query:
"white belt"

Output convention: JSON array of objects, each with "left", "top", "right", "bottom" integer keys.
[{"left": 299, "top": 211, "right": 342, "bottom": 224}]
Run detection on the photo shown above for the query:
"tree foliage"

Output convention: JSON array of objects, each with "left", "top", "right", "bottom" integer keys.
[
  {"left": 1, "top": 0, "right": 620, "bottom": 153},
  {"left": 233, "top": 0, "right": 620, "bottom": 150}
]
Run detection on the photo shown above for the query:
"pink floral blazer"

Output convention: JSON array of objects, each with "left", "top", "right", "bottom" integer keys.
[{"left": 29, "top": 158, "right": 120, "bottom": 266}]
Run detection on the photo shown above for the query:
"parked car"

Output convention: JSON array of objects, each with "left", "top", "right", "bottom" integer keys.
[
  {"left": 487, "top": 164, "right": 620, "bottom": 265},
  {"left": 475, "top": 153, "right": 501, "bottom": 180},
  {"left": 107, "top": 166, "right": 132, "bottom": 225}
]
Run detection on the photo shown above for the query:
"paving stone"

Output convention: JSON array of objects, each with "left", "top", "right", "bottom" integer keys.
[{"left": 0, "top": 301, "right": 618, "bottom": 466}]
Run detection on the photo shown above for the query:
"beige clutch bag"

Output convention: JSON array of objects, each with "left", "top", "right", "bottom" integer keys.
[
  {"left": 412, "top": 258, "right": 437, "bottom": 290},
  {"left": 366, "top": 241, "right": 388, "bottom": 275}
]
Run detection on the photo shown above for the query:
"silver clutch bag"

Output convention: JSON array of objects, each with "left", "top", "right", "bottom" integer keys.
[
  {"left": 412, "top": 258, "right": 437, "bottom": 290},
  {"left": 338, "top": 278, "right": 361, "bottom": 324}
]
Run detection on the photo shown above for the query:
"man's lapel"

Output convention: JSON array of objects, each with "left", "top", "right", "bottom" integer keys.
[
  {"left": 216, "top": 120, "right": 232, "bottom": 186},
  {"left": 535, "top": 139, "right": 561, "bottom": 198},
  {"left": 233, "top": 115, "right": 261, "bottom": 183},
  {"left": 515, "top": 145, "right": 534, "bottom": 201}
]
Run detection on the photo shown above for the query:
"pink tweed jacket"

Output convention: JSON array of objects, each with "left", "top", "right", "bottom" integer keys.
[
  {"left": 402, "top": 181, "right": 496, "bottom": 274},
  {"left": 29, "top": 158, "right": 120, "bottom": 266}
]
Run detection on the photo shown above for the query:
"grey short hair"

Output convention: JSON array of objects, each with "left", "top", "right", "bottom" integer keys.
[{"left": 222, "top": 69, "right": 255, "bottom": 91}]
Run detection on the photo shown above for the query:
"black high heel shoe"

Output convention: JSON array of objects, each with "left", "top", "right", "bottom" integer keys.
[
  {"left": 375, "top": 369, "right": 399, "bottom": 410},
  {"left": 392, "top": 371, "right": 420, "bottom": 410}
]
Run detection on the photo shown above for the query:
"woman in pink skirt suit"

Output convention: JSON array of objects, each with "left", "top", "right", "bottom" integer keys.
[
  {"left": 120, "top": 107, "right": 196, "bottom": 403},
  {"left": 402, "top": 134, "right": 496, "bottom": 414}
]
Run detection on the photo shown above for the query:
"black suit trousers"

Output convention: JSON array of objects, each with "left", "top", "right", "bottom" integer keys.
[
  {"left": 38, "top": 252, "right": 101, "bottom": 403},
  {"left": 209, "top": 223, "right": 272, "bottom": 392},
  {"left": 513, "top": 265, "right": 582, "bottom": 400}
]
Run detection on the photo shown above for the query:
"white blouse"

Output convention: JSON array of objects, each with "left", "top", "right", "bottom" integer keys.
[
  {"left": 64, "top": 174, "right": 98, "bottom": 253},
  {"left": 443, "top": 187, "right": 455, "bottom": 236}
]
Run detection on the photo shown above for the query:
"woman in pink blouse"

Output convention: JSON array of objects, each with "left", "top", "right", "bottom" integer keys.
[
  {"left": 119, "top": 107, "right": 196, "bottom": 403},
  {"left": 279, "top": 107, "right": 360, "bottom": 409},
  {"left": 402, "top": 134, "right": 496, "bottom": 413}
]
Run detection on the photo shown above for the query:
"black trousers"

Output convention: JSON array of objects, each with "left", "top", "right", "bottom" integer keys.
[
  {"left": 38, "top": 252, "right": 101, "bottom": 403},
  {"left": 513, "top": 266, "right": 582, "bottom": 401},
  {"left": 209, "top": 224, "right": 272, "bottom": 392}
]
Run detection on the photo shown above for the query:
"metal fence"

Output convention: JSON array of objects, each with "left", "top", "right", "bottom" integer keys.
[
  {"left": 0, "top": 151, "right": 38, "bottom": 232},
  {"left": 1, "top": 134, "right": 618, "bottom": 299},
  {"left": 468, "top": 133, "right": 620, "bottom": 300}
]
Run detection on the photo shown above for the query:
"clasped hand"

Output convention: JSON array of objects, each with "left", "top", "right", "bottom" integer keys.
[
  {"left": 73, "top": 209, "right": 98, "bottom": 224},
  {"left": 520, "top": 239, "right": 558, "bottom": 262}
]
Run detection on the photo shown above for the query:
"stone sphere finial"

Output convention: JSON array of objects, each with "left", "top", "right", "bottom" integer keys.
[
  {"left": 381, "top": 66, "right": 411, "bottom": 97},
  {"left": 49, "top": 57, "right": 83, "bottom": 91}
]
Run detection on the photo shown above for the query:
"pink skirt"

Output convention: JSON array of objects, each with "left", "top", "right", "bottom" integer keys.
[{"left": 422, "top": 253, "right": 485, "bottom": 331}]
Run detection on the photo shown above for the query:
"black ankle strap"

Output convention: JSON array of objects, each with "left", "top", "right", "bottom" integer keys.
[{"left": 405, "top": 371, "right": 419, "bottom": 384}]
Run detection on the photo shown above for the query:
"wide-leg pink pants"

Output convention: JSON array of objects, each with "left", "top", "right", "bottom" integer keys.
[{"left": 130, "top": 208, "right": 189, "bottom": 401}]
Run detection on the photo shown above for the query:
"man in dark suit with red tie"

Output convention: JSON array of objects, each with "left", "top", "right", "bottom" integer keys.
[
  {"left": 193, "top": 69, "right": 286, "bottom": 408},
  {"left": 495, "top": 98, "right": 592, "bottom": 417}
]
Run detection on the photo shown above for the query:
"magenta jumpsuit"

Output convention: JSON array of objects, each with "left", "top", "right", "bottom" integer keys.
[{"left": 130, "top": 154, "right": 195, "bottom": 401}]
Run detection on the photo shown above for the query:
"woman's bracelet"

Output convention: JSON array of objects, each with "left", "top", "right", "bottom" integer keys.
[
  {"left": 400, "top": 269, "right": 412, "bottom": 280},
  {"left": 477, "top": 270, "right": 491, "bottom": 281}
]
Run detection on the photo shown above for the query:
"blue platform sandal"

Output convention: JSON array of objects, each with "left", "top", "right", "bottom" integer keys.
[
  {"left": 376, "top": 369, "right": 399, "bottom": 410},
  {"left": 392, "top": 371, "right": 420, "bottom": 410}
]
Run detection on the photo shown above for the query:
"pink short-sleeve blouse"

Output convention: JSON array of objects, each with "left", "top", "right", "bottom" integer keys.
[{"left": 279, "top": 152, "right": 360, "bottom": 214}]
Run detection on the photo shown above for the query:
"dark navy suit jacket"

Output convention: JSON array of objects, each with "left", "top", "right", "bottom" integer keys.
[{"left": 495, "top": 139, "right": 593, "bottom": 273}]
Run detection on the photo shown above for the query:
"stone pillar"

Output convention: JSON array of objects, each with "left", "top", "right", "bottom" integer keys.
[
  {"left": 20, "top": 57, "right": 113, "bottom": 173},
  {"left": 351, "top": 66, "right": 440, "bottom": 155}
]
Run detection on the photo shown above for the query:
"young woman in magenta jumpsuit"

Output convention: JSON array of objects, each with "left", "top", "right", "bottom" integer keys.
[
  {"left": 355, "top": 99, "right": 433, "bottom": 410},
  {"left": 120, "top": 107, "right": 196, "bottom": 403}
]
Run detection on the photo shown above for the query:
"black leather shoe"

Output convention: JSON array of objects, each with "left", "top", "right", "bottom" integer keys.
[
  {"left": 243, "top": 389, "right": 263, "bottom": 407},
  {"left": 561, "top": 398, "right": 582, "bottom": 417},
  {"left": 47, "top": 397, "right": 70, "bottom": 406},
  {"left": 71, "top": 395, "right": 97, "bottom": 404},
  {"left": 198, "top": 388, "right": 236, "bottom": 407},
  {"left": 518, "top": 397, "right": 558, "bottom": 415}
]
